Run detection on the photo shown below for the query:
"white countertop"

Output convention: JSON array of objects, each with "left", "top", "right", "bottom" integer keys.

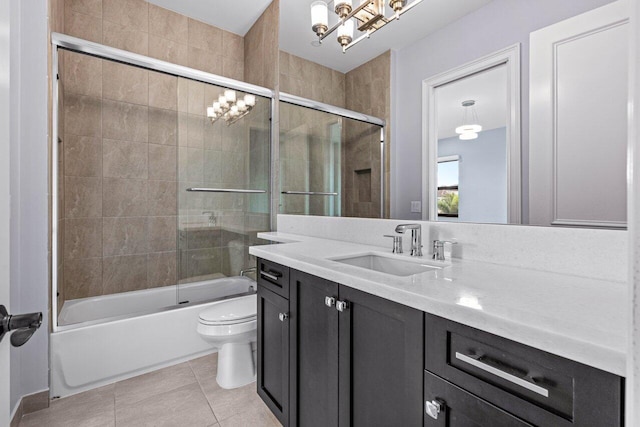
[{"left": 250, "top": 232, "right": 627, "bottom": 377}]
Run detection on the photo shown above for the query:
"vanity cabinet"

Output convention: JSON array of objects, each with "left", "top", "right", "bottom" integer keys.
[
  {"left": 424, "top": 314, "right": 624, "bottom": 426},
  {"left": 256, "top": 259, "right": 424, "bottom": 427},
  {"left": 257, "top": 260, "right": 291, "bottom": 426}
]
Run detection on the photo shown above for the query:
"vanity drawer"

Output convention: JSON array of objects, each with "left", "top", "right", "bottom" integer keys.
[
  {"left": 425, "top": 314, "right": 623, "bottom": 426},
  {"left": 257, "top": 258, "right": 290, "bottom": 298}
]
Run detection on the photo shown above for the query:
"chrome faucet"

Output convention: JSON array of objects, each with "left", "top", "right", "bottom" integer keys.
[
  {"left": 432, "top": 240, "right": 457, "bottom": 261},
  {"left": 394, "top": 224, "right": 423, "bottom": 256}
]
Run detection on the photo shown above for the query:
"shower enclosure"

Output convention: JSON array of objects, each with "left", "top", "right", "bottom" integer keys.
[
  {"left": 51, "top": 34, "right": 386, "bottom": 330},
  {"left": 53, "top": 36, "right": 272, "bottom": 328}
]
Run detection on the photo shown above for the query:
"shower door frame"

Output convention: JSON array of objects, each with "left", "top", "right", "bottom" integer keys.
[{"left": 50, "top": 33, "right": 386, "bottom": 331}]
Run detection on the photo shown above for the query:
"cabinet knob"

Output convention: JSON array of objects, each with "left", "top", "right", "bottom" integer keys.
[
  {"left": 336, "top": 300, "right": 349, "bottom": 312},
  {"left": 425, "top": 399, "right": 443, "bottom": 420},
  {"left": 278, "top": 312, "right": 289, "bottom": 322},
  {"left": 325, "top": 296, "right": 336, "bottom": 307}
]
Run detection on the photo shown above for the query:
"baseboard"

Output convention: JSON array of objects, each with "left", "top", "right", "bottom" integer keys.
[{"left": 10, "top": 390, "right": 49, "bottom": 426}]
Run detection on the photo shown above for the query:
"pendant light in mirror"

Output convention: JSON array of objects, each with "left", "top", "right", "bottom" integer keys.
[{"left": 455, "top": 100, "right": 482, "bottom": 140}]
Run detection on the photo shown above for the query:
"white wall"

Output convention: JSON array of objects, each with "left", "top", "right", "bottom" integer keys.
[
  {"left": 391, "top": 0, "right": 615, "bottom": 220},
  {"left": 9, "top": 0, "right": 50, "bottom": 412},
  {"left": 438, "top": 127, "right": 507, "bottom": 224}
]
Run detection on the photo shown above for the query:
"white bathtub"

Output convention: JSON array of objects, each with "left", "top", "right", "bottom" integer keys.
[{"left": 51, "top": 276, "right": 255, "bottom": 398}]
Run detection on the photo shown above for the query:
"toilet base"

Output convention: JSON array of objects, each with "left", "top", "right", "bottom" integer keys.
[{"left": 216, "top": 342, "right": 256, "bottom": 389}]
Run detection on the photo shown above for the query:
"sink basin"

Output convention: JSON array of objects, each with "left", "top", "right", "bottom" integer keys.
[{"left": 331, "top": 254, "right": 443, "bottom": 277}]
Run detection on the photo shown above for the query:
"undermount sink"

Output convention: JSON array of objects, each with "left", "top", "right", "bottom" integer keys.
[{"left": 331, "top": 253, "right": 444, "bottom": 277}]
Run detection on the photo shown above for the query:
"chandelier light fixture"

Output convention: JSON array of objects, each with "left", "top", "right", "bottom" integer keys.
[
  {"left": 455, "top": 100, "right": 482, "bottom": 141},
  {"left": 207, "top": 90, "right": 256, "bottom": 125},
  {"left": 310, "top": 0, "right": 425, "bottom": 53}
]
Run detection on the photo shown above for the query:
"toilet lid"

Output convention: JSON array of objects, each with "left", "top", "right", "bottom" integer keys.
[{"left": 199, "top": 294, "right": 257, "bottom": 325}]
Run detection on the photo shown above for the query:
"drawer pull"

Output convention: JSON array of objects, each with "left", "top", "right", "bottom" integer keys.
[
  {"left": 336, "top": 300, "right": 349, "bottom": 312},
  {"left": 278, "top": 312, "right": 289, "bottom": 322},
  {"left": 325, "top": 296, "right": 336, "bottom": 307},
  {"left": 455, "top": 352, "right": 549, "bottom": 398},
  {"left": 260, "top": 270, "right": 281, "bottom": 281}
]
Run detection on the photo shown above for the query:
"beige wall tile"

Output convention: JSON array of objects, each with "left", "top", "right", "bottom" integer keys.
[
  {"left": 102, "top": 60, "right": 149, "bottom": 105},
  {"left": 103, "top": 20, "right": 149, "bottom": 56},
  {"left": 185, "top": 247, "right": 222, "bottom": 279},
  {"left": 65, "top": 9, "right": 102, "bottom": 43},
  {"left": 62, "top": 51, "right": 102, "bottom": 98},
  {"left": 64, "top": 258, "right": 103, "bottom": 299},
  {"left": 203, "top": 150, "right": 222, "bottom": 184},
  {"left": 64, "top": 135, "right": 102, "bottom": 177},
  {"left": 186, "top": 114, "right": 204, "bottom": 148},
  {"left": 102, "top": 100, "right": 149, "bottom": 142},
  {"left": 148, "top": 217, "right": 176, "bottom": 252},
  {"left": 222, "top": 57, "right": 243, "bottom": 81},
  {"left": 203, "top": 121, "right": 222, "bottom": 151},
  {"left": 103, "top": 217, "right": 148, "bottom": 256},
  {"left": 65, "top": 176, "right": 102, "bottom": 218},
  {"left": 187, "top": 80, "right": 205, "bottom": 115},
  {"left": 279, "top": 51, "right": 289, "bottom": 76},
  {"left": 148, "top": 107, "right": 178, "bottom": 146},
  {"left": 103, "top": 254, "right": 148, "bottom": 293},
  {"left": 177, "top": 77, "right": 189, "bottom": 113},
  {"left": 64, "top": 94, "right": 102, "bottom": 137},
  {"left": 149, "top": 4, "right": 188, "bottom": 43},
  {"left": 102, "top": 178, "right": 148, "bottom": 217},
  {"left": 178, "top": 147, "right": 203, "bottom": 182},
  {"left": 187, "top": 46, "right": 221, "bottom": 76},
  {"left": 65, "top": 218, "right": 103, "bottom": 259},
  {"left": 149, "top": 36, "right": 189, "bottom": 67},
  {"left": 64, "top": 0, "right": 102, "bottom": 18},
  {"left": 103, "top": 0, "right": 148, "bottom": 32},
  {"left": 220, "top": 151, "right": 246, "bottom": 185},
  {"left": 148, "top": 180, "right": 177, "bottom": 215},
  {"left": 223, "top": 31, "right": 244, "bottom": 62},
  {"left": 149, "top": 72, "right": 177, "bottom": 111},
  {"left": 103, "top": 139, "right": 148, "bottom": 179},
  {"left": 147, "top": 251, "right": 177, "bottom": 287},
  {"left": 188, "top": 18, "right": 222, "bottom": 52},
  {"left": 149, "top": 144, "right": 177, "bottom": 181}
]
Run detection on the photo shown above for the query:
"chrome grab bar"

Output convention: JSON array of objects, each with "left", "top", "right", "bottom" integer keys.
[
  {"left": 455, "top": 352, "right": 549, "bottom": 397},
  {"left": 281, "top": 191, "right": 338, "bottom": 196},
  {"left": 186, "top": 188, "right": 266, "bottom": 194}
]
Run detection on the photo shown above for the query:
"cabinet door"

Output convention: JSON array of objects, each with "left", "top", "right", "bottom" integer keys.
[
  {"left": 257, "top": 286, "right": 290, "bottom": 426},
  {"left": 424, "top": 371, "right": 532, "bottom": 427},
  {"left": 290, "top": 270, "right": 339, "bottom": 427},
  {"left": 338, "top": 285, "right": 424, "bottom": 427}
]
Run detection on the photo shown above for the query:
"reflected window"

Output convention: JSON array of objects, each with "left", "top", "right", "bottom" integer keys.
[{"left": 437, "top": 156, "right": 459, "bottom": 218}]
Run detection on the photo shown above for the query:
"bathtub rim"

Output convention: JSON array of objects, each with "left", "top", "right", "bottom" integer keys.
[{"left": 55, "top": 288, "right": 256, "bottom": 332}]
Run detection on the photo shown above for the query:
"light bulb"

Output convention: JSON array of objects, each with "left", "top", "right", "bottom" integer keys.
[
  {"left": 244, "top": 94, "right": 256, "bottom": 107},
  {"left": 459, "top": 132, "right": 478, "bottom": 140},
  {"left": 213, "top": 101, "right": 221, "bottom": 113},
  {"left": 337, "top": 19, "right": 354, "bottom": 47},
  {"left": 218, "top": 95, "right": 228, "bottom": 108},
  {"left": 455, "top": 124, "right": 482, "bottom": 134},
  {"left": 206, "top": 107, "right": 215, "bottom": 118},
  {"left": 224, "top": 89, "right": 236, "bottom": 103},
  {"left": 311, "top": 1, "right": 329, "bottom": 36},
  {"left": 237, "top": 100, "right": 247, "bottom": 112}
]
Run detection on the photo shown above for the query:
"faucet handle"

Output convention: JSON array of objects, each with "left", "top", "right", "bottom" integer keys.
[
  {"left": 433, "top": 240, "right": 458, "bottom": 247},
  {"left": 384, "top": 235, "right": 403, "bottom": 254}
]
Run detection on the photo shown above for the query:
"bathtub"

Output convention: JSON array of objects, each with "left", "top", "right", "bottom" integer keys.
[{"left": 50, "top": 276, "right": 255, "bottom": 398}]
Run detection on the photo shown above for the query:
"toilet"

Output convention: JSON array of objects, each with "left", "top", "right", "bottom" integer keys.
[{"left": 197, "top": 294, "right": 257, "bottom": 389}]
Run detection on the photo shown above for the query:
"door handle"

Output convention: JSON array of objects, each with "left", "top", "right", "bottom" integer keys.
[
  {"left": 278, "top": 312, "right": 289, "bottom": 322},
  {"left": 0, "top": 305, "right": 43, "bottom": 347}
]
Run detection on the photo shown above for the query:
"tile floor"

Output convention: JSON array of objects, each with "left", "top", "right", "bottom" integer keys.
[{"left": 19, "top": 353, "right": 281, "bottom": 427}]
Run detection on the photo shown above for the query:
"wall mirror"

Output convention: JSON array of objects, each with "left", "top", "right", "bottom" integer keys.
[{"left": 422, "top": 45, "right": 520, "bottom": 224}]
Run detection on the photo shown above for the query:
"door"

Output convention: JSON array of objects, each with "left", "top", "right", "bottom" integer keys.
[
  {"left": 257, "top": 286, "right": 290, "bottom": 426},
  {"left": 529, "top": 1, "right": 629, "bottom": 227},
  {"left": 0, "top": 0, "right": 12, "bottom": 423},
  {"left": 338, "top": 285, "right": 424, "bottom": 427},
  {"left": 424, "top": 371, "right": 532, "bottom": 427},
  {"left": 289, "top": 270, "right": 339, "bottom": 427}
]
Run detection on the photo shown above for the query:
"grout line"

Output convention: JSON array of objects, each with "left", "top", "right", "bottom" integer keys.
[{"left": 189, "top": 359, "right": 220, "bottom": 425}]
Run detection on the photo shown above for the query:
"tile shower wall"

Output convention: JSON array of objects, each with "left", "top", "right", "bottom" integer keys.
[
  {"left": 344, "top": 51, "right": 391, "bottom": 218},
  {"left": 56, "top": 0, "right": 266, "bottom": 310},
  {"left": 244, "top": 0, "right": 279, "bottom": 89},
  {"left": 279, "top": 51, "right": 346, "bottom": 107}
]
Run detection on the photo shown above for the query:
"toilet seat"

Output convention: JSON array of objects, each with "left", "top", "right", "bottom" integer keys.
[{"left": 198, "top": 294, "right": 257, "bottom": 326}]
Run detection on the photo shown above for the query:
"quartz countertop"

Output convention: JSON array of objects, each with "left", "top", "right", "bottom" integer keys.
[{"left": 250, "top": 232, "right": 627, "bottom": 377}]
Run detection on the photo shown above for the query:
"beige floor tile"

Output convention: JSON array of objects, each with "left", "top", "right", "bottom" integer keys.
[
  {"left": 189, "top": 352, "right": 219, "bottom": 382},
  {"left": 114, "top": 361, "right": 197, "bottom": 406},
  {"left": 203, "top": 382, "right": 263, "bottom": 422},
  {"left": 115, "top": 382, "right": 217, "bottom": 427},
  {"left": 218, "top": 404, "right": 281, "bottom": 427},
  {"left": 19, "top": 384, "right": 115, "bottom": 427}
]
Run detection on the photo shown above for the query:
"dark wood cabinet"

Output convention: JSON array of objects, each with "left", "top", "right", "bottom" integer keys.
[
  {"left": 289, "top": 270, "right": 424, "bottom": 427},
  {"left": 257, "top": 285, "right": 290, "bottom": 426}
]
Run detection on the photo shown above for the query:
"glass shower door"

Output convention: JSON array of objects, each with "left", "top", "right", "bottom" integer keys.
[{"left": 177, "top": 77, "right": 271, "bottom": 305}]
